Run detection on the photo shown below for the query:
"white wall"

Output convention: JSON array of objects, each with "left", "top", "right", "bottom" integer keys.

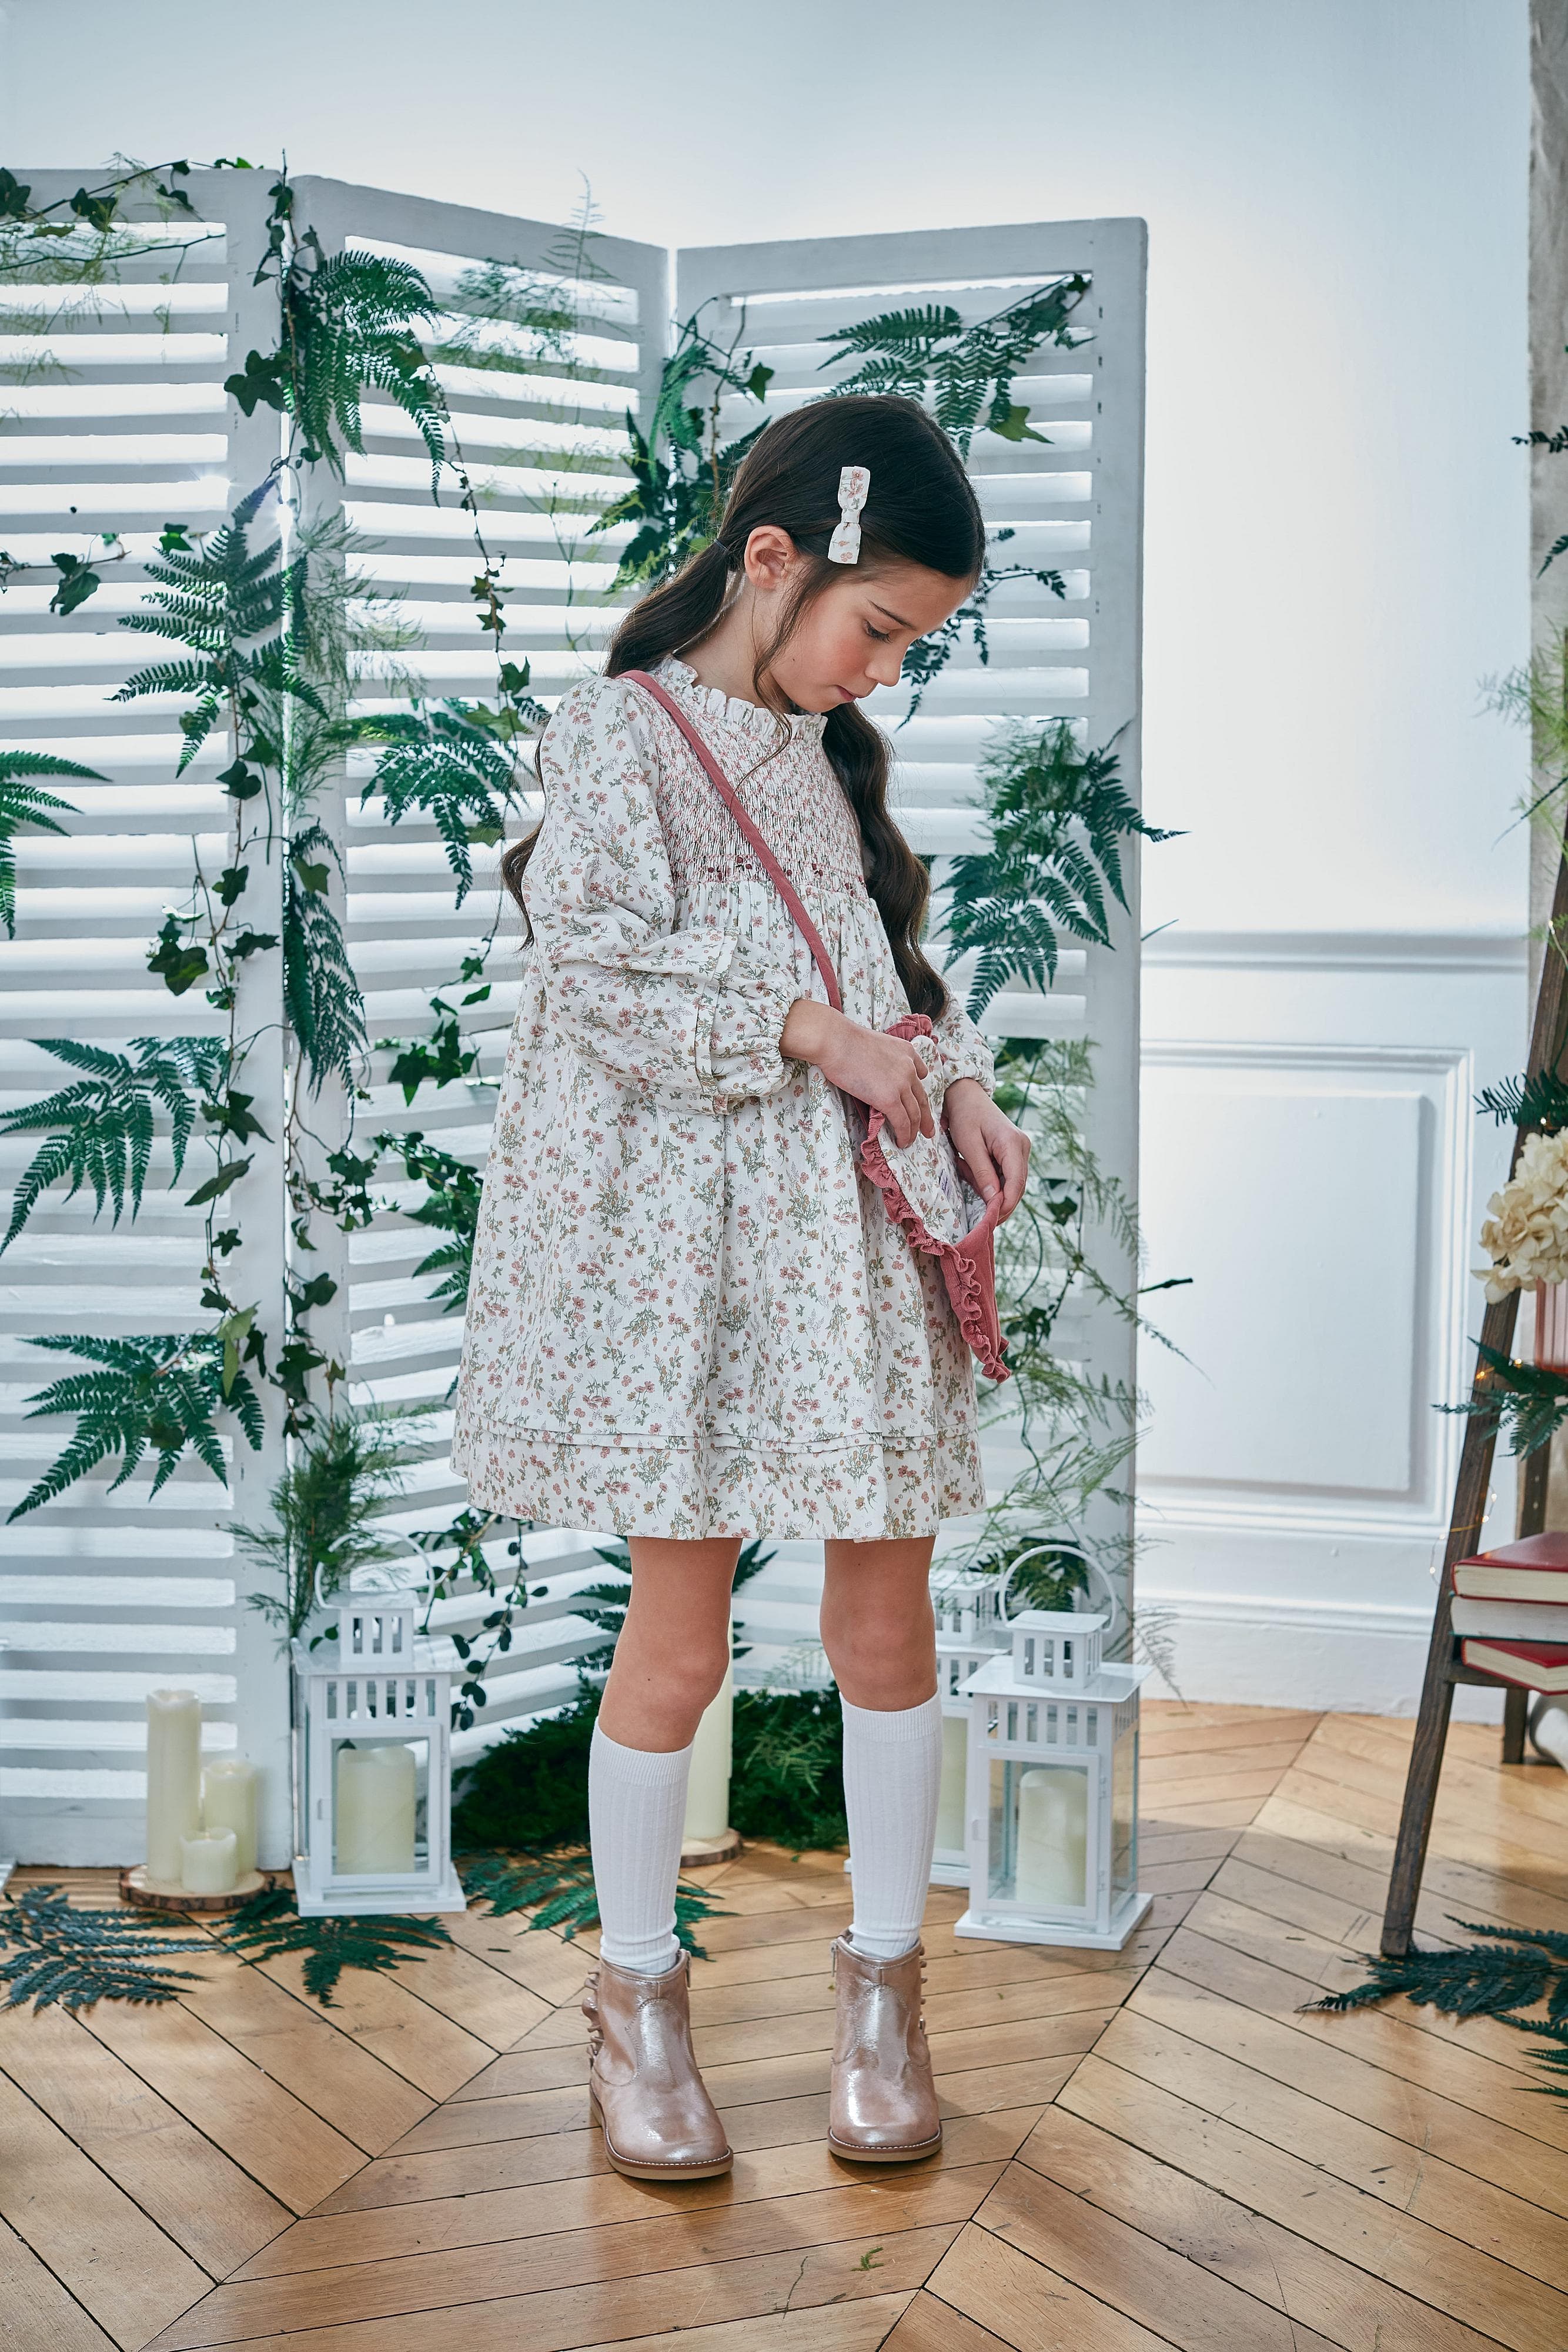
[{"left": 4, "top": 0, "right": 1533, "bottom": 1710}]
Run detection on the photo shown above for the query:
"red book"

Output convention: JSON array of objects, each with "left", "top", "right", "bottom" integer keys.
[
  {"left": 1460, "top": 1637, "right": 1568, "bottom": 1691},
  {"left": 1452, "top": 1532, "right": 1568, "bottom": 1603}
]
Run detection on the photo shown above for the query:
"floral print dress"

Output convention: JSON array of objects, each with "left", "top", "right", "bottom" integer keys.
[{"left": 451, "top": 656, "right": 995, "bottom": 1539}]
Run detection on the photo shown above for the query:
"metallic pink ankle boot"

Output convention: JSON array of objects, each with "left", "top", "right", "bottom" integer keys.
[
  {"left": 827, "top": 1932, "right": 942, "bottom": 2163},
  {"left": 583, "top": 1950, "right": 733, "bottom": 2181}
]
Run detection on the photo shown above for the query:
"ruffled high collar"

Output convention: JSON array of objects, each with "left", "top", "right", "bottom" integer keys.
[{"left": 656, "top": 656, "right": 830, "bottom": 746}]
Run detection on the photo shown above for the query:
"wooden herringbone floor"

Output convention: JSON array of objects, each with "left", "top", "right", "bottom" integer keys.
[{"left": 4, "top": 1699, "right": 1567, "bottom": 2351}]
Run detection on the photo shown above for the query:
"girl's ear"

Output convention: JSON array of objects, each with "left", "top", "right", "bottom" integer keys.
[{"left": 741, "top": 524, "right": 797, "bottom": 597}]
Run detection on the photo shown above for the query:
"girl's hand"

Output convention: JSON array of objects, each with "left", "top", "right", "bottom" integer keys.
[
  {"left": 943, "top": 1077, "right": 1031, "bottom": 1221},
  {"left": 781, "top": 1001, "right": 935, "bottom": 1147}
]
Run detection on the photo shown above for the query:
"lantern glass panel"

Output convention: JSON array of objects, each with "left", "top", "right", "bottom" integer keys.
[
  {"left": 987, "top": 1755, "right": 1090, "bottom": 1910},
  {"left": 331, "top": 1736, "right": 430, "bottom": 1878},
  {"left": 1112, "top": 1715, "right": 1138, "bottom": 1900}
]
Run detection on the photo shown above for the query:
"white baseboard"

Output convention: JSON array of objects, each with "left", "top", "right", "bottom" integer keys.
[{"left": 1141, "top": 1591, "right": 1504, "bottom": 1721}]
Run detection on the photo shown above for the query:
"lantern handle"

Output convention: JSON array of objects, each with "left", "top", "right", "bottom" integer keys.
[
  {"left": 997, "top": 1544, "right": 1124, "bottom": 1648},
  {"left": 312, "top": 1531, "right": 436, "bottom": 1620}
]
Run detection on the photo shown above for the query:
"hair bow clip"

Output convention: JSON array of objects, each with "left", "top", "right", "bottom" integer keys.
[{"left": 827, "top": 465, "right": 871, "bottom": 564}]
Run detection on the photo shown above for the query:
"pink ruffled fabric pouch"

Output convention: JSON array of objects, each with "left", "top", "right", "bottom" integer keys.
[{"left": 624, "top": 670, "right": 1009, "bottom": 1382}]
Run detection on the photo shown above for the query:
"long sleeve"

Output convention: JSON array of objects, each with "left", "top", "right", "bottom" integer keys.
[
  {"left": 522, "top": 676, "right": 803, "bottom": 1111},
  {"left": 931, "top": 984, "right": 995, "bottom": 1098}
]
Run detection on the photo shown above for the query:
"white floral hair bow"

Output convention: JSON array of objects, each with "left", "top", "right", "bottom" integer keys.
[{"left": 827, "top": 465, "right": 871, "bottom": 564}]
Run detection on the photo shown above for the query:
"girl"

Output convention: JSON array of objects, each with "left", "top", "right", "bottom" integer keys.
[{"left": 453, "top": 395, "right": 1031, "bottom": 2180}]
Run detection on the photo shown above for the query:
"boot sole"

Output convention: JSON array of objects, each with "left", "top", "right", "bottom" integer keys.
[
  {"left": 828, "top": 2129, "right": 943, "bottom": 2164},
  {"left": 590, "top": 2084, "right": 733, "bottom": 2180}
]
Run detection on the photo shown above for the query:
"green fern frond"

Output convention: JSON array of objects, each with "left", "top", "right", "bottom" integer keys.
[
  {"left": 0, "top": 750, "right": 101, "bottom": 936},
  {"left": 283, "top": 824, "right": 365, "bottom": 1095},
  {"left": 457, "top": 1849, "right": 729, "bottom": 1960},
  {"left": 218, "top": 1886, "right": 452, "bottom": 2006},
  {"left": 0, "top": 1035, "right": 226, "bottom": 1250},
  {"left": 1305, "top": 1917, "right": 1568, "bottom": 2099},
  {"left": 0, "top": 1884, "right": 208, "bottom": 2012},
  {"left": 1476, "top": 1070, "right": 1568, "bottom": 1132},
  {"left": 9, "top": 1331, "right": 264, "bottom": 1520},
  {"left": 350, "top": 703, "right": 517, "bottom": 901},
  {"left": 819, "top": 276, "right": 1089, "bottom": 454},
  {"left": 232, "top": 1405, "right": 417, "bottom": 1645},
  {"left": 940, "top": 721, "right": 1179, "bottom": 1017},
  {"left": 377, "top": 1130, "right": 484, "bottom": 1314}
]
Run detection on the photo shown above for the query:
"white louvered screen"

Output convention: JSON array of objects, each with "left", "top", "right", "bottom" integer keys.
[
  {"left": 675, "top": 222, "right": 1147, "bottom": 1670},
  {"left": 290, "top": 185, "right": 669, "bottom": 1773},
  {"left": 0, "top": 170, "right": 293, "bottom": 1865},
  {"left": 4, "top": 193, "right": 1144, "bottom": 1862}
]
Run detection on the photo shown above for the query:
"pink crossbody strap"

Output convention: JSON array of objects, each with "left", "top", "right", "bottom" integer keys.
[{"left": 620, "top": 669, "right": 843, "bottom": 1013}]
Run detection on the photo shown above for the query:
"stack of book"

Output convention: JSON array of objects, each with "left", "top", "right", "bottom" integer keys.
[{"left": 1451, "top": 1532, "right": 1568, "bottom": 1690}]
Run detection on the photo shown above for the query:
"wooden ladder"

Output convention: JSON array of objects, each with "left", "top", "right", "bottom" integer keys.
[{"left": 1381, "top": 847, "right": 1568, "bottom": 1955}]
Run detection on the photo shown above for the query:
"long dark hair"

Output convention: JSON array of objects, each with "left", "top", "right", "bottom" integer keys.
[{"left": 504, "top": 393, "right": 985, "bottom": 1019}]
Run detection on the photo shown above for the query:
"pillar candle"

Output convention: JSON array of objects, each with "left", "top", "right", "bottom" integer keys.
[
  {"left": 202, "top": 1759, "right": 258, "bottom": 1876},
  {"left": 681, "top": 1661, "right": 733, "bottom": 1843},
  {"left": 935, "top": 1713, "right": 968, "bottom": 1854},
  {"left": 335, "top": 1742, "right": 416, "bottom": 1875},
  {"left": 1014, "top": 1765, "right": 1089, "bottom": 1910},
  {"left": 179, "top": 1828, "right": 238, "bottom": 1895},
  {"left": 146, "top": 1689, "right": 202, "bottom": 1885}
]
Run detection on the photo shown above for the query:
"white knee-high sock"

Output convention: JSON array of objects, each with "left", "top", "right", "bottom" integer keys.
[
  {"left": 841, "top": 1691, "right": 944, "bottom": 1960},
  {"left": 588, "top": 1722, "right": 692, "bottom": 1975}
]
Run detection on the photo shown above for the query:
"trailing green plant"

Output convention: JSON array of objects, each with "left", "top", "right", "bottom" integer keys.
[
  {"left": 941, "top": 722, "right": 1178, "bottom": 1016},
  {"left": 0, "top": 1883, "right": 209, "bottom": 2012},
  {"left": 1307, "top": 1917, "right": 1568, "bottom": 2100},
  {"left": 0, "top": 751, "right": 102, "bottom": 937},
  {"left": 451, "top": 1686, "right": 729, "bottom": 1956},
  {"left": 8, "top": 1331, "right": 263, "bottom": 1521},
  {"left": 819, "top": 277, "right": 1089, "bottom": 455},
  {"left": 377, "top": 1130, "right": 485, "bottom": 1315},
  {"left": 730, "top": 1687, "right": 847, "bottom": 1850},
  {"left": 1441, "top": 1341, "right": 1568, "bottom": 1460},
  {"left": 0, "top": 1035, "right": 226, "bottom": 1250},
  {"left": 218, "top": 1885, "right": 453, "bottom": 2005},
  {"left": 590, "top": 307, "right": 773, "bottom": 592},
  {"left": 230, "top": 183, "right": 446, "bottom": 481},
  {"left": 232, "top": 1406, "right": 422, "bottom": 1645}
]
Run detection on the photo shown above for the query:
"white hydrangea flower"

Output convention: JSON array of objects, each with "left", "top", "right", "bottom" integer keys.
[{"left": 1475, "top": 1127, "right": 1568, "bottom": 1299}]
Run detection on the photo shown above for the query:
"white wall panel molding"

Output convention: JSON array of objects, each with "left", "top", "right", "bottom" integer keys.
[{"left": 1136, "top": 924, "right": 1526, "bottom": 1716}]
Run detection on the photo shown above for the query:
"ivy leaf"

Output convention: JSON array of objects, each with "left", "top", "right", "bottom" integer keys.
[
  {"left": 215, "top": 864, "right": 249, "bottom": 908},
  {"left": 159, "top": 522, "right": 196, "bottom": 554},
  {"left": 224, "top": 347, "right": 289, "bottom": 417},
  {"left": 68, "top": 186, "right": 118, "bottom": 233},
  {"left": 217, "top": 759, "right": 263, "bottom": 801},
  {"left": 229, "top": 928, "right": 279, "bottom": 961},
  {"left": 48, "top": 553, "right": 101, "bottom": 615},
  {"left": 185, "top": 1156, "right": 252, "bottom": 1208},
  {"left": 147, "top": 914, "right": 210, "bottom": 996},
  {"left": 0, "top": 169, "right": 32, "bottom": 221},
  {"left": 987, "top": 397, "right": 1047, "bottom": 444}
]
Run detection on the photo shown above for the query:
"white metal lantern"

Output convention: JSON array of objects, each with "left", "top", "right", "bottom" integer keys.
[
  {"left": 292, "top": 1602, "right": 466, "bottom": 1916},
  {"left": 931, "top": 1568, "right": 1009, "bottom": 1885},
  {"left": 954, "top": 1609, "right": 1151, "bottom": 1949}
]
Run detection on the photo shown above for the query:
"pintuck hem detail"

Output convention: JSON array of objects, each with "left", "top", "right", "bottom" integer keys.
[{"left": 454, "top": 1427, "right": 988, "bottom": 1540}]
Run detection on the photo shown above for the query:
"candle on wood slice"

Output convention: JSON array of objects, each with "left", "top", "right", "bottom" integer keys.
[
  {"left": 202, "top": 1759, "right": 258, "bottom": 1876},
  {"left": 146, "top": 1690, "right": 202, "bottom": 1886},
  {"left": 179, "top": 1828, "right": 238, "bottom": 1896},
  {"left": 335, "top": 1742, "right": 416, "bottom": 1875},
  {"left": 682, "top": 1661, "right": 733, "bottom": 1843},
  {"left": 1014, "top": 1765, "right": 1088, "bottom": 1909}
]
